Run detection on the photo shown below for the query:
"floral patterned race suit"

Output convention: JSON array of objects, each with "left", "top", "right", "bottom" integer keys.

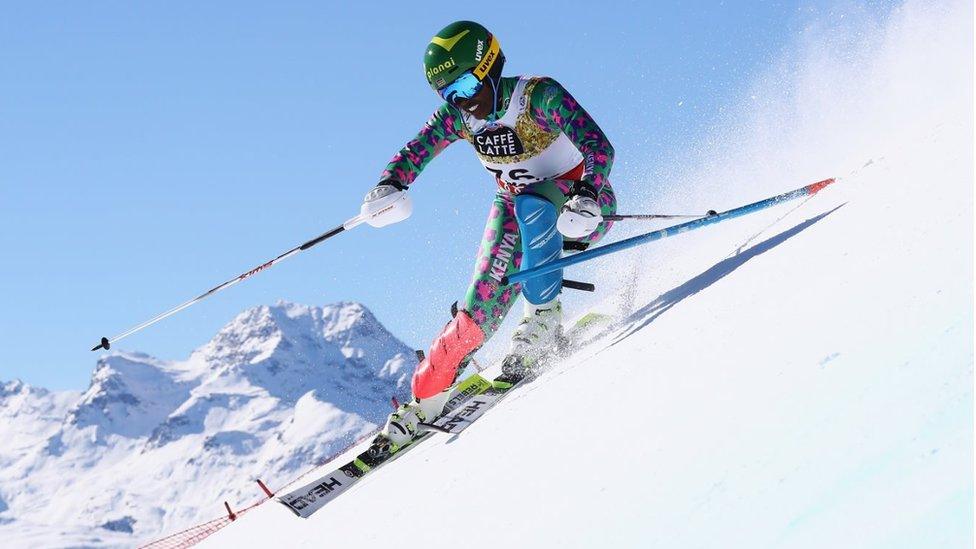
[{"left": 380, "top": 75, "right": 616, "bottom": 342}]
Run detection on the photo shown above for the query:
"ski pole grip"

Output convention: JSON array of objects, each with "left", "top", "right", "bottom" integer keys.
[{"left": 342, "top": 214, "right": 366, "bottom": 230}]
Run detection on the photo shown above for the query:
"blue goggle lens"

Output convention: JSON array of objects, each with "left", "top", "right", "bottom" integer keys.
[{"left": 438, "top": 71, "right": 483, "bottom": 105}]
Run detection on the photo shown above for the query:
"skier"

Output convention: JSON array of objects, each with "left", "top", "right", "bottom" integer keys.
[{"left": 360, "top": 21, "right": 616, "bottom": 446}]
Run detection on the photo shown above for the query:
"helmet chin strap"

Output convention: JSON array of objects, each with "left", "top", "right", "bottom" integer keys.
[{"left": 489, "top": 73, "right": 500, "bottom": 122}]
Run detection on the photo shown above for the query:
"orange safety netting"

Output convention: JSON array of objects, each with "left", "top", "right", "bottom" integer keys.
[
  {"left": 137, "top": 426, "right": 383, "bottom": 549},
  {"left": 138, "top": 498, "right": 264, "bottom": 549}
]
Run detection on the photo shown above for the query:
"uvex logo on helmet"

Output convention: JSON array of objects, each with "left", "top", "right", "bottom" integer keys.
[
  {"left": 474, "top": 39, "right": 484, "bottom": 61},
  {"left": 472, "top": 36, "right": 499, "bottom": 80}
]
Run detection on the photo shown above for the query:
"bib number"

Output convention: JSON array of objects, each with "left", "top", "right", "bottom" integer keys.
[{"left": 486, "top": 167, "right": 537, "bottom": 182}]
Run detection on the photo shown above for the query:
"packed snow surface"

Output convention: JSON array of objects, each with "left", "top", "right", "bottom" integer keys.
[{"left": 205, "top": 2, "right": 973, "bottom": 548}]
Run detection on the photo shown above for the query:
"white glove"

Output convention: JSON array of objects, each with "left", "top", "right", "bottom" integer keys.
[
  {"left": 361, "top": 182, "right": 412, "bottom": 228},
  {"left": 557, "top": 195, "right": 602, "bottom": 239}
]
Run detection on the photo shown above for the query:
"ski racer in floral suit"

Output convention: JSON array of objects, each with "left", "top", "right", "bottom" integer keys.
[{"left": 360, "top": 21, "right": 616, "bottom": 445}]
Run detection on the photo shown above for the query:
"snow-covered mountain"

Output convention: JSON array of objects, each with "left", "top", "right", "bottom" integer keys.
[{"left": 0, "top": 301, "right": 416, "bottom": 547}]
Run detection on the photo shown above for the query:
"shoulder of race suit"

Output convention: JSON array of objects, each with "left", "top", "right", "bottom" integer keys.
[{"left": 525, "top": 76, "right": 615, "bottom": 191}]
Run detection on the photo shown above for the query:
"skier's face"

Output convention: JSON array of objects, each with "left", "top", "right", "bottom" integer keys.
[{"left": 453, "top": 82, "right": 494, "bottom": 120}]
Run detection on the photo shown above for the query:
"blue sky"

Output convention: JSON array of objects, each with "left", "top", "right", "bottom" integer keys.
[{"left": 0, "top": 1, "right": 893, "bottom": 389}]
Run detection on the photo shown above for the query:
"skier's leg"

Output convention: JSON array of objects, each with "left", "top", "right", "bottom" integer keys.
[
  {"left": 460, "top": 188, "right": 569, "bottom": 370},
  {"left": 500, "top": 192, "right": 565, "bottom": 377},
  {"left": 512, "top": 193, "right": 563, "bottom": 305},
  {"left": 459, "top": 191, "right": 525, "bottom": 341},
  {"left": 498, "top": 177, "right": 616, "bottom": 376},
  {"left": 385, "top": 192, "right": 524, "bottom": 445},
  {"left": 452, "top": 177, "right": 615, "bottom": 343},
  {"left": 415, "top": 191, "right": 527, "bottom": 396},
  {"left": 386, "top": 305, "right": 484, "bottom": 444},
  {"left": 385, "top": 306, "right": 483, "bottom": 444}
]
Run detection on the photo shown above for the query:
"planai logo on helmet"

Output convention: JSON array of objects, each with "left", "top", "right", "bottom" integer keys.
[{"left": 426, "top": 57, "right": 457, "bottom": 82}]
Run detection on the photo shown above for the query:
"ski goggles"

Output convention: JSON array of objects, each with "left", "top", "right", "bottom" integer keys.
[{"left": 438, "top": 70, "right": 484, "bottom": 105}]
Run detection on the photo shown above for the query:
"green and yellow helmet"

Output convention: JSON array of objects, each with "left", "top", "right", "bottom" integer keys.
[{"left": 423, "top": 21, "right": 504, "bottom": 92}]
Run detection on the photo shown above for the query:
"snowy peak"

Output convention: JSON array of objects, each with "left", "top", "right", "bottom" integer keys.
[
  {"left": 1, "top": 379, "right": 28, "bottom": 398},
  {"left": 193, "top": 301, "right": 414, "bottom": 402},
  {"left": 0, "top": 379, "right": 79, "bottom": 469},
  {"left": 145, "top": 302, "right": 415, "bottom": 449},
  {"left": 196, "top": 305, "right": 286, "bottom": 366},
  {"left": 313, "top": 301, "right": 389, "bottom": 344},
  {"left": 1, "top": 379, "right": 55, "bottom": 423},
  {"left": 0, "top": 379, "right": 53, "bottom": 404},
  {"left": 313, "top": 302, "right": 415, "bottom": 376},
  {"left": 198, "top": 301, "right": 406, "bottom": 369},
  {"left": 67, "top": 352, "right": 194, "bottom": 440}
]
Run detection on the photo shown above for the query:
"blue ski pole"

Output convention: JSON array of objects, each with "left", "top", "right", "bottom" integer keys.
[{"left": 502, "top": 178, "right": 836, "bottom": 286}]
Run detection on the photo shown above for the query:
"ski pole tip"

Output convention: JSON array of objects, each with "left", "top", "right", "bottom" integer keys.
[
  {"left": 91, "top": 337, "right": 110, "bottom": 352},
  {"left": 807, "top": 178, "right": 836, "bottom": 194}
]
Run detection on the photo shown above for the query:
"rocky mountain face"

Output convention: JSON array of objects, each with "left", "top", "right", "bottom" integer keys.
[{"left": 0, "top": 301, "right": 415, "bottom": 547}]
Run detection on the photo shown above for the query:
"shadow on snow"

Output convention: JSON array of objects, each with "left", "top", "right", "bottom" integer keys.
[{"left": 610, "top": 204, "right": 845, "bottom": 346}]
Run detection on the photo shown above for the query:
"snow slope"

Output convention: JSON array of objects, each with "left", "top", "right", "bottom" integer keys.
[
  {"left": 205, "top": 2, "right": 973, "bottom": 548},
  {"left": 0, "top": 301, "right": 416, "bottom": 546}
]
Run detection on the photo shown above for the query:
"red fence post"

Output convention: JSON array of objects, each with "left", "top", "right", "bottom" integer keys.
[
  {"left": 224, "top": 501, "right": 237, "bottom": 521},
  {"left": 256, "top": 479, "right": 274, "bottom": 498}
]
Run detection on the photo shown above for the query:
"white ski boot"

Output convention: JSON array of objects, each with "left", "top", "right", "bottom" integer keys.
[
  {"left": 381, "top": 389, "right": 452, "bottom": 446},
  {"left": 501, "top": 299, "right": 563, "bottom": 380}
]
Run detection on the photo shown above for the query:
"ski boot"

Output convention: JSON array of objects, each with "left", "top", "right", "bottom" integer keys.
[
  {"left": 499, "top": 299, "right": 563, "bottom": 384},
  {"left": 378, "top": 385, "right": 455, "bottom": 447},
  {"left": 376, "top": 308, "right": 485, "bottom": 448}
]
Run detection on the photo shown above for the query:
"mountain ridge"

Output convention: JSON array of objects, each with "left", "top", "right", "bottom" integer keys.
[{"left": 0, "top": 300, "right": 416, "bottom": 546}]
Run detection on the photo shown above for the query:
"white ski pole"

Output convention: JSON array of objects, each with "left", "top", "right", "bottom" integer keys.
[{"left": 91, "top": 213, "right": 367, "bottom": 351}]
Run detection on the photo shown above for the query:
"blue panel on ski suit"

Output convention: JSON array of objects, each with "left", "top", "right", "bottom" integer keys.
[{"left": 514, "top": 193, "right": 563, "bottom": 304}]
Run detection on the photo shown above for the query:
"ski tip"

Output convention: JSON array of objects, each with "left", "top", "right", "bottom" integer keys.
[
  {"left": 277, "top": 497, "right": 303, "bottom": 518},
  {"left": 806, "top": 178, "right": 836, "bottom": 194},
  {"left": 90, "top": 337, "right": 110, "bottom": 352}
]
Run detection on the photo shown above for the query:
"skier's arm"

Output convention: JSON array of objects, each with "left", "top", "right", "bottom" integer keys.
[
  {"left": 530, "top": 78, "right": 615, "bottom": 196},
  {"left": 378, "top": 104, "right": 466, "bottom": 187}
]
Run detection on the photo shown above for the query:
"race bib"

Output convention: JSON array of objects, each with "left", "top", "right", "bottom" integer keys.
[{"left": 474, "top": 126, "right": 524, "bottom": 157}]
